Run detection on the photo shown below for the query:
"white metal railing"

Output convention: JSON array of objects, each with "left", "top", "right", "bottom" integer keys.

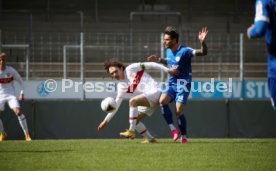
[
  {"left": 0, "top": 31, "right": 268, "bottom": 80},
  {"left": 7, "top": 62, "right": 267, "bottom": 81}
]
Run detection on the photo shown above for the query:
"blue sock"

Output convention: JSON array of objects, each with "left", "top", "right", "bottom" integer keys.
[
  {"left": 177, "top": 115, "right": 187, "bottom": 135},
  {"left": 160, "top": 105, "right": 173, "bottom": 124}
]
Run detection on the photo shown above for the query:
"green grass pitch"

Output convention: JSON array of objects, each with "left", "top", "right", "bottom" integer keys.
[{"left": 0, "top": 139, "right": 276, "bottom": 171}]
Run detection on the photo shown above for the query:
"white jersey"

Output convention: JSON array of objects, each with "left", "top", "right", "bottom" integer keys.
[
  {"left": 0, "top": 66, "right": 23, "bottom": 98},
  {"left": 104, "top": 62, "right": 169, "bottom": 122}
]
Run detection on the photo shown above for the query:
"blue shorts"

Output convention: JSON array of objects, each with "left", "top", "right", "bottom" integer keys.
[
  {"left": 162, "top": 83, "right": 191, "bottom": 104},
  {"left": 268, "top": 78, "right": 276, "bottom": 111}
]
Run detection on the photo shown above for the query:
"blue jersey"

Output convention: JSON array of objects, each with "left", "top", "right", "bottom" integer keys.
[
  {"left": 250, "top": 0, "right": 276, "bottom": 78},
  {"left": 166, "top": 45, "right": 195, "bottom": 85}
]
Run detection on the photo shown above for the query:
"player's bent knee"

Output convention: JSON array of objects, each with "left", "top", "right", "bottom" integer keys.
[
  {"left": 159, "top": 95, "right": 171, "bottom": 105},
  {"left": 159, "top": 98, "right": 169, "bottom": 105},
  {"left": 159, "top": 99, "right": 165, "bottom": 105}
]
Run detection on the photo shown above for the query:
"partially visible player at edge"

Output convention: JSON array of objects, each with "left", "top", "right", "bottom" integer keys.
[
  {"left": 97, "top": 60, "right": 179, "bottom": 143},
  {"left": 148, "top": 26, "right": 208, "bottom": 144},
  {"left": 247, "top": 0, "right": 276, "bottom": 111},
  {"left": 0, "top": 52, "right": 31, "bottom": 141}
]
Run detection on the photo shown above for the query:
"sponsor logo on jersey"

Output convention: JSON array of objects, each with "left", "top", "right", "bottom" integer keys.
[{"left": 175, "top": 56, "right": 181, "bottom": 62}]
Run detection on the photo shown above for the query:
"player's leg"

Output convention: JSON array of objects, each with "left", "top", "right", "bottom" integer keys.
[
  {"left": 136, "top": 112, "right": 156, "bottom": 143},
  {"left": 136, "top": 97, "right": 160, "bottom": 143},
  {"left": 8, "top": 97, "right": 31, "bottom": 141},
  {"left": 159, "top": 87, "right": 179, "bottom": 141},
  {"left": 268, "top": 78, "right": 276, "bottom": 111},
  {"left": 0, "top": 100, "right": 7, "bottom": 141},
  {"left": 175, "top": 83, "right": 191, "bottom": 144},
  {"left": 120, "top": 94, "right": 150, "bottom": 139},
  {"left": 175, "top": 103, "right": 188, "bottom": 144},
  {"left": 0, "top": 112, "right": 7, "bottom": 141},
  {"left": 128, "top": 94, "right": 150, "bottom": 131},
  {"left": 136, "top": 91, "right": 161, "bottom": 143},
  {"left": 160, "top": 94, "right": 174, "bottom": 128}
]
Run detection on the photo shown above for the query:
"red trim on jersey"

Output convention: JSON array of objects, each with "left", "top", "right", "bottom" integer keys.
[
  {"left": 127, "top": 70, "right": 144, "bottom": 93},
  {"left": 0, "top": 77, "right": 14, "bottom": 84},
  {"left": 129, "top": 117, "right": 138, "bottom": 120}
]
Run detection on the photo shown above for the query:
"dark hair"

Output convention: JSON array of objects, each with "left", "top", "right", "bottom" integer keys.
[
  {"left": 164, "top": 26, "right": 179, "bottom": 43},
  {"left": 104, "top": 59, "right": 126, "bottom": 73}
]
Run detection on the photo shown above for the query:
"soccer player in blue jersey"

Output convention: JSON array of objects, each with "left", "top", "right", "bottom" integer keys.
[
  {"left": 247, "top": 0, "right": 276, "bottom": 111},
  {"left": 148, "top": 26, "right": 208, "bottom": 144}
]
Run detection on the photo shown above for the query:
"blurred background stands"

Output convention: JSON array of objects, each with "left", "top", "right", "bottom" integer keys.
[{"left": 0, "top": 0, "right": 267, "bottom": 81}]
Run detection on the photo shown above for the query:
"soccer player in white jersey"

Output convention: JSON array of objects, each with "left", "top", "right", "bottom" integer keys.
[
  {"left": 97, "top": 60, "right": 179, "bottom": 143},
  {"left": 0, "top": 52, "right": 31, "bottom": 141}
]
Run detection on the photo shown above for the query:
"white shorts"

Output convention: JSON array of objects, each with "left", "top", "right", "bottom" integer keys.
[
  {"left": 138, "top": 90, "right": 161, "bottom": 116},
  {"left": 0, "top": 95, "right": 20, "bottom": 111}
]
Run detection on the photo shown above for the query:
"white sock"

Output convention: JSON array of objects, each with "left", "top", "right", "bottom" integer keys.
[
  {"left": 129, "top": 107, "right": 138, "bottom": 131},
  {"left": 136, "top": 122, "right": 154, "bottom": 140},
  {"left": 0, "top": 119, "right": 4, "bottom": 133},
  {"left": 169, "top": 124, "right": 177, "bottom": 131},
  {"left": 18, "top": 114, "right": 29, "bottom": 135}
]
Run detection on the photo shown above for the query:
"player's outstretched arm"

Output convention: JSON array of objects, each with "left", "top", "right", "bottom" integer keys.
[
  {"left": 147, "top": 55, "right": 167, "bottom": 65},
  {"left": 98, "top": 92, "right": 124, "bottom": 131},
  {"left": 128, "top": 62, "right": 179, "bottom": 76},
  {"left": 143, "top": 62, "right": 180, "bottom": 75},
  {"left": 195, "top": 27, "right": 208, "bottom": 56}
]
